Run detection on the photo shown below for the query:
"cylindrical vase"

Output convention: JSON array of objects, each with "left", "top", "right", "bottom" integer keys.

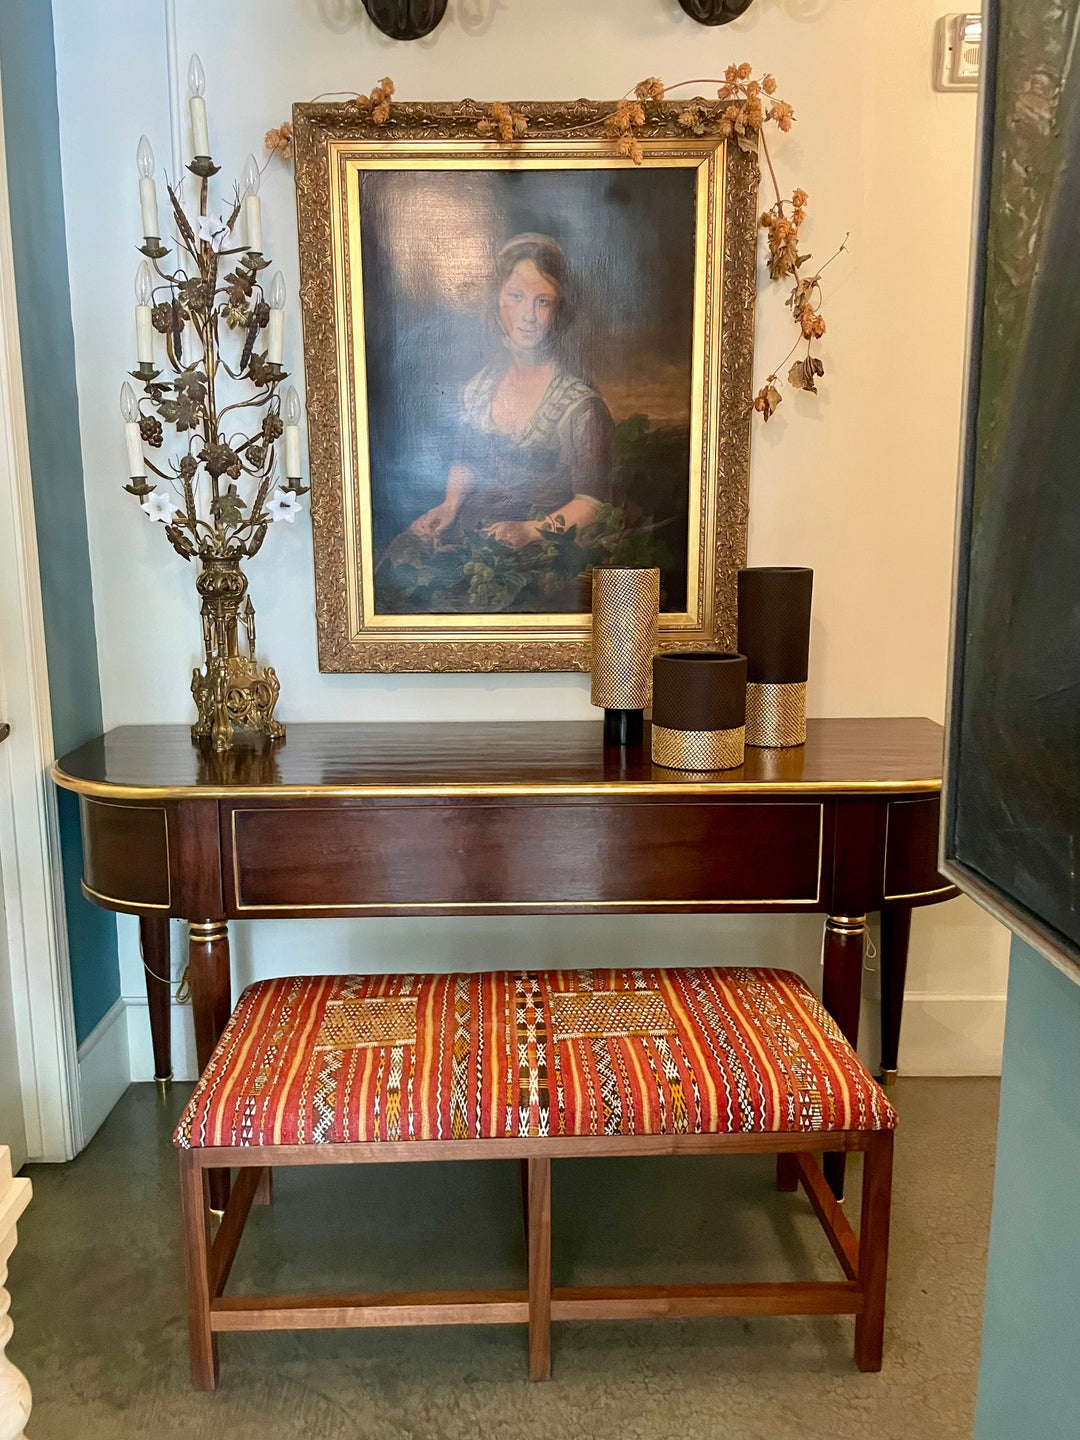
[
  {"left": 737, "top": 567, "right": 813, "bottom": 748},
  {"left": 651, "top": 651, "right": 747, "bottom": 770},
  {"left": 590, "top": 567, "right": 660, "bottom": 746}
]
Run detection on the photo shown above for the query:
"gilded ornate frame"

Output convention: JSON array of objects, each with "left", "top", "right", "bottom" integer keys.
[{"left": 294, "top": 100, "right": 757, "bottom": 673}]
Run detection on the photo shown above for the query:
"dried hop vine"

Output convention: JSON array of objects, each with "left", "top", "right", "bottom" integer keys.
[
  {"left": 264, "top": 120, "right": 293, "bottom": 161},
  {"left": 477, "top": 101, "right": 528, "bottom": 142},
  {"left": 270, "top": 67, "right": 845, "bottom": 427}
]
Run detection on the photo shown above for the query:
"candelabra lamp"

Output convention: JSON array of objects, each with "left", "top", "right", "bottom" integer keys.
[
  {"left": 121, "top": 55, "right": 307, "bottom": 753},
  {"left": 590, "top": 567, "right": 660, "bottom": 746}
]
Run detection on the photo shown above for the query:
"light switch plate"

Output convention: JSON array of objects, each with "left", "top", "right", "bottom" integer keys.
[{"left": 935, "top": 12, "right": 982, "bottom": 92}]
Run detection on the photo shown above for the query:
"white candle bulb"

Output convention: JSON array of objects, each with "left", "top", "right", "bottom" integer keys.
[
  {"left": 188, "top": 54, "right": 209, "bottom": 157},
  {"left": 242, "top": 154, "right": 262, "bottom": 252},
  {"left": 134, "top": 261, "right": 154, "bottom": 364},
  {"left": 135, "top": 261, "right": 154, "bottom": 307},
  {"left": 120, "top": 383, "right": 146, "bottom": 477},
  {"left": 120, "top": 381, "right": 139, "bottom": 422},
  {"left": 266, "top": 271, "right": 286, "bottom": 366},
  {"left": 137, "top": 135, "right": 159, "bottom": 237},
  {"left": 283, "top": 385, "right": 302, "bottom": 477}
]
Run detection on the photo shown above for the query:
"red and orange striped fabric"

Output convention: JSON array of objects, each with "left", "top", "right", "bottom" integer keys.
[{"left": 174, "top": 967, "right": 896, "bottom": 1149}]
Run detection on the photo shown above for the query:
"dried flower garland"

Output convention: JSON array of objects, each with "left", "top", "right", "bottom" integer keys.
[{"left": 266, "top": 67, "right": 844, "bottom": 425}]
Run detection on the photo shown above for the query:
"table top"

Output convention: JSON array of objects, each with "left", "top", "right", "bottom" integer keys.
[{"left": 52, "top": 718, "right": 946, "bottom": 801}]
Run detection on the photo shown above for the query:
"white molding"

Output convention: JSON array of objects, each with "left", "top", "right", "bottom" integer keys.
[
  {"left": 0, "top": 64, "right": 80, "bottom": 1162},
  {"left": 75, "top": 998, "right": 129, "bottom": 1143},
  {"left": 163, "top": 0, "right": 183, "bottom": 180}
]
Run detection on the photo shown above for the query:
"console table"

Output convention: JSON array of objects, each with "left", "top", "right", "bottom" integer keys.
[{"left": 53, "top": 717, "right": 956, "bottom": 1196}]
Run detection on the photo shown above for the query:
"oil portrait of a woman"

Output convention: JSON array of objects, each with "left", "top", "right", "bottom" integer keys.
[
  {"left": 361, "top": 167, "right": 697, "bottom": 616},
  {"left": 409, "top": 233, "right": 614, "bottom": 556}
]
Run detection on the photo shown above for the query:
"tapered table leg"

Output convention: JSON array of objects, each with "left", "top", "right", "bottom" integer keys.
[
  {"left": 879, "top": 903, "right": 912, "bottom": 1086},
  {"left": 821, "top": 914, "right": 867, "bottom": 1200},
  {"left": 188, "top": 920, "right": 232, "bottom": 1212},
  {"left": 139, "top": 914, "right": 172, "bottom": 1089}
]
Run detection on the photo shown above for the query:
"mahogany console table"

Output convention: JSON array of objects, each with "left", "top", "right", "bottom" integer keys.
[{"left": 54, "top": 718, "right": 956, "bottom": 1196}]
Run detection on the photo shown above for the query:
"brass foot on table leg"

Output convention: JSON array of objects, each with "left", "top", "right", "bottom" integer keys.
[
  {"left": 154, "top": 1073, "right": 174, "bottom": 1096},
  {"left": 879, "top": 1067, "right": 898, "bottom": 1087},
  {"left": 209, "top": 1208, "right": 225, "bottom": 1221}
]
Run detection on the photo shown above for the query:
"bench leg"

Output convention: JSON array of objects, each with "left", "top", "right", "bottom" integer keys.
[
  {"left": 776, "top": 1154, "right": 799, "bottom": 1191},
  {"left": 179, "top": 1151, "right": 219, "bottom": 1391},
  {"left": 854, "top": 1131, "right": 894, "bottom": 1372},
  {"left": 527, "top": 1157, "right": 551, "bottom": 1381},
  {"left": 253, "top": 1167, "right": 273, "bottom": 1206}
]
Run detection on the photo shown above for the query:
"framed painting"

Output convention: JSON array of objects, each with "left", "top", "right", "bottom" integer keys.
[{"left": 294, "top": 100, "right": 757, "bottom": 672}]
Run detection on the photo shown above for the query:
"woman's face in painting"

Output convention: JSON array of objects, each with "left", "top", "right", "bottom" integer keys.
[{"left": 498, "top": 259, "right": 559, "bottom": 354}]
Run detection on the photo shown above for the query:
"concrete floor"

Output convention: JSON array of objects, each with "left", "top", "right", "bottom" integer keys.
[{"left": 10, "top": 1077, "right": 997, "bottom": 1440}]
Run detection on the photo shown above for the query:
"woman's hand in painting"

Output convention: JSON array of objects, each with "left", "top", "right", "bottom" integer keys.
[
  {"left": 410, "top": 499, "right": 459, "bottom": 539},
  {"left": 484, "top": 519, "right": 547, "bottom": 551},
  {"left": 409, "top": 465, "right": 473, "bottom": 539}
]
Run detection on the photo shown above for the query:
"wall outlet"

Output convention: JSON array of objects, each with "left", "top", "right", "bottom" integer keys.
[{"left": 935, "top": 13, "right": 982, "bottom": 92}]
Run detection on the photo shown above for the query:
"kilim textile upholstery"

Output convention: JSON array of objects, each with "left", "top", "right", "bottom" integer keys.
[{"left": 174, "top": 967, "right": 896, "bottom": 1150}]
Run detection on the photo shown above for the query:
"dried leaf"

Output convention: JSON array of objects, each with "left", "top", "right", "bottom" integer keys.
[
  {"left": 753, "top": 383, "right": 783, "bottom": 421},
  {"left": 787, "top": 357, "right": 825, "bottom": 394},
  {"left": 786, "top": 276, "right": 817, "bottom": 317}
]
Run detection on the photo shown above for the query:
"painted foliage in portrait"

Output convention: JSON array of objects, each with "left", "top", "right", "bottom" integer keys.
[{"left": 294, "top": 102, "right": 757, "bottom": 672}]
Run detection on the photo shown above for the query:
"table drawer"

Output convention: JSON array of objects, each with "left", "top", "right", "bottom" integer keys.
[{"left": 226, "top": 800, "right": 824, "bottom": 912}]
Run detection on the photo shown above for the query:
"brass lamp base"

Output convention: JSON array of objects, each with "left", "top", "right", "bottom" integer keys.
[{"left": 191, "top": 655, "right": 284, "bottom": 754}]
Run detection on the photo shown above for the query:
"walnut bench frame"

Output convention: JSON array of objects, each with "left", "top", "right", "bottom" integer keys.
[{"left": 179, "top": 1129, "right": 894, "bottom": 1389}]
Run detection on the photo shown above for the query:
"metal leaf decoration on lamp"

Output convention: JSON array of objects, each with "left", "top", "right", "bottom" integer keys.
[
  {"left": 120, "top": 58, "right": 309, "bottom": 754},
  {"left": 361, "top": 0, "right": 448, "bottom": 39},
  {"left": 676, "top": 0, "right": 756, "bottom": 22}
]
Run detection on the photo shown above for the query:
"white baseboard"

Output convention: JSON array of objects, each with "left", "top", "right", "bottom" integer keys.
[
  {"left": 76, "top": 998, "right": 130, "bottom": 1143},
  {"left": 120, "top": 988, "right": 1006, "bottom": 1088},
  {"left": 125, "top": 995, "right": 198, "bottom": 1083},
  {"left": 897, "top": 992, "right": 1006, "bottom": 1076}
]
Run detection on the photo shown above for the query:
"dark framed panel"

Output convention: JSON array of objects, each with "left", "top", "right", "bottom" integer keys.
[{"left": 944, "top": 0, "right": 1080, "bottom": 982}]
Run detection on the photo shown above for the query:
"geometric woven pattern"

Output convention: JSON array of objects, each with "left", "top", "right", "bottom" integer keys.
[
  {"left": 651, "top": 723, "right": 745, "bottom": 771},
  {"left": 315, "top": 997, "right": 417, "bottom": 1050},
  {"left": 745, "top": 681, "right": 807, "bottom": 748},
  {"left": 174, "top": 967, "right": 897, "bottom": 1149},
  {"left": 549, "top": 989, "right": 675, "bottom": 1041},
  {"left": 590, "top": 567, "right": 659, "bottom": 709}
]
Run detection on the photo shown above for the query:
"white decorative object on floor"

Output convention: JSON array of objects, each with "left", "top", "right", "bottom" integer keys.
[{"left": 0, "top": 1147, "right": 31, "bottom": 1440}]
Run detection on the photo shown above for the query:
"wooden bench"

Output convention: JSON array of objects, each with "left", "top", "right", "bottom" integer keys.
[{"left": 175, "top": 966, "right": 896, "bottom": 1388}]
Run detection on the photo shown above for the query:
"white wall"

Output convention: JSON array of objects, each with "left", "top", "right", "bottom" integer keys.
[{"left": 51, "top": 0, "right": 1008, "bottom": 1081}]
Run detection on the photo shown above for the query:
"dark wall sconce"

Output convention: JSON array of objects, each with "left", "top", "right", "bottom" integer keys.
[
  {"left": 677, "top": 0, "right": 757, "bottom": 22},
  {"left": 361, "top": 0, "right": 448, "bottom": 40}
]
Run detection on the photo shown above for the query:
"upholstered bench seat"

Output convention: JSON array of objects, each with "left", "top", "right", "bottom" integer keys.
[
  {"left": 176, "top": 967, "right": 896, "bottom": 1148},
  {"left": 175, "top": 966, "right": 896, "bottom": 1389}
]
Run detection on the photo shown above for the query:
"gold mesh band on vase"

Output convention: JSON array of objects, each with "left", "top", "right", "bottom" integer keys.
[
  {"left": 590, "top": 568, "right": 660, "bottom": 710},
  {"left": 651, "top": 724, "right": 746, "bottom": 771},
  {"left": 745, "top": 681, "right": 807, "bottom": 748}
]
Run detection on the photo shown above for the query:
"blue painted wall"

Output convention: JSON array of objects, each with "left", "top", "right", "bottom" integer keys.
[
  {"left": 0, "top": 0, "right": 119, "bottom": 1043},
  {"left": 974, "top": 936, "right": 1080, "bottom": 1440}
]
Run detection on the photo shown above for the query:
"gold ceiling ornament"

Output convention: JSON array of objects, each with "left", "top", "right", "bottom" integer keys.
[{"left": 121, "top": 57, "right": 308, "bottom": 752}]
